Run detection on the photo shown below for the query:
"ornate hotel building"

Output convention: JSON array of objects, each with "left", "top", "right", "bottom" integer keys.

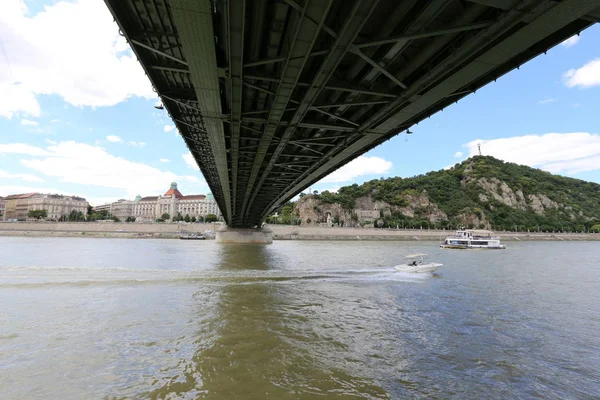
[{"left": 98, "top": 183, "right": 221, "bottom": 221}]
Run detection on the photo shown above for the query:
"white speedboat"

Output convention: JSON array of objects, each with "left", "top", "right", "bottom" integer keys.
[
  {"left": 440, "top": 229, "right": 506, "bottom": 249},
  {"left": 394, "top": 253, "right": 443, "bottom": 273}
]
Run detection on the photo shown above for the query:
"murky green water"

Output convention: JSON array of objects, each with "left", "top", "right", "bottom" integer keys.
[{"left": 1, "top": 237, "right": 599, "bottom": 399}]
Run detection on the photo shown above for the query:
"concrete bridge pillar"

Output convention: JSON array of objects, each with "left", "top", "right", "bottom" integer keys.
[{"left": 215, "top": 226, "right": 273, "bottom": 244}]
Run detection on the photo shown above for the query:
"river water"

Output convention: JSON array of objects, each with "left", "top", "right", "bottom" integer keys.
[{"left": 0, "top": 237, "right": 599, "bottom": 399}]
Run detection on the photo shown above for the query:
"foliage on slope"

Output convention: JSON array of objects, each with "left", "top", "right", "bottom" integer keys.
[{"left": 305, "top": 156, "right": 600, "bottom": 231}]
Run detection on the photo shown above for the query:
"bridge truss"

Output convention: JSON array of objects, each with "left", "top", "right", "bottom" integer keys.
[{"left": 105, "top": 0, "right": 600, "bottom": 227}]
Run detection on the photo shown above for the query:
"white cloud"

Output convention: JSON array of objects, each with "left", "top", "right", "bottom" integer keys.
[
  {"left": 85, "top": 197, "right": 123, "bottom": 207},
  {"left": 538, "top": 98, "right": 556, "bottom": 104},
  {"left": 164, "top": 125, "right": 175, "bottom": 133},
  {"left": 0, "top": 170, "right": 43, "bottom": 182},
  {"left": 106, "top": 135, "right": 122, "bottom": 143},
  {"left": 0, "top": 143, "right": 49, "bottom": 156},
  {"left": 1, "top": 141, "right": 204, "bottom": 198},
  {"left": 0, "top": 185, "right": 65, "bottom": 197},
  {"left": 321, "top": 156, "right": 392, "bottom": 183},
  {"left": 160, "top": 158, "right": 170, "bottom": 163},
  {"left": 183, "top": 152, "right": 199, "bottom": 169},
  {"left": 560, "top": 35, "right": 580, "bottom": 48},
  {"left": 45, "top": 139, "right": 57, "bottom": 145},
  {"left": 563, "top": 58, "right": 600, "bottom": 88},
  {"left": 0, "top": 82, "right": 41, "bottom": 118},
  {"left": 20, "top": 118, "right": 38, "bottom": 126},
  {"left": 128, "top": 141, "right": 146, "bottom": 147},
  {"left": 454, "top": 151, "right": 463, "bottom": 158},
  {"left": 50, "top": 119, "right": 60, "bottom": 123},
  {"left": 464, "top": 132, "right": 600, "bottom": 175},
  {"left": 0, "top": 0, "right": 154, "bottom": 119}
]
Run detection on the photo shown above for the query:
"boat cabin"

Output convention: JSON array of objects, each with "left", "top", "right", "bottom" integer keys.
[{"left": 442, "top": 229, "right": 505, "bottom": 249}]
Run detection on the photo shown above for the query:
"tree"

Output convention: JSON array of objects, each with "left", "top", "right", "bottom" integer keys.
[
  {"left": 191, "top": 216, "right": 197, "bottom": 223},
  {"left": 68, "top": 210, "right": 85, "bottom": 222},
  {"left": 28, "top": 209, "right": 47, "bottom": 220},
  {"left": 161, "top": 213, "right": 170, "bottom": 221},
  {"left": 184, "top": 214, "right": 191, "bottom": 223},
  {"left": 590, "top": 224, "right": 600, "bottom": 233},
  {"left": 87, "top": 205, "right": 93, "bottom": 215},
  {"left": 125, "top": 216, "right": 136, "bottom": 223},
  {"left": 112, "top": 216, "right": 120, "bottom": 222},
  {"left": 204, "top": 214, "right": 218, "bottom": 223}
]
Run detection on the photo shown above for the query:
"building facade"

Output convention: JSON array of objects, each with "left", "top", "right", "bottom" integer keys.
[
  {"left": 110, "top": 199, "right": 134, "bottom": 220},
  {"left": 97, "top": 183, "right": 221, "bottom": 221},
  {"left": 2, "top": 193, "right": 88, "bottom": 220},
  {"left": 92, "top": 199, "right": 133, "bottom": 221}
]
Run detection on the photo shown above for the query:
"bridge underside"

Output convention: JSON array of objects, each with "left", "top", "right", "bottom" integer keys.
[{"left": 105, "top": 0, "right": 599, "bottom": 228}]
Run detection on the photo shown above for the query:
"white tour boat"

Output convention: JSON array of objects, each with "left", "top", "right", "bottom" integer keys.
[
  {"left": 440, "top": 229, "right": 506, "bottom": 249},
  {"left": 394, "top": 254, "right": 443, "bottom": 273}
]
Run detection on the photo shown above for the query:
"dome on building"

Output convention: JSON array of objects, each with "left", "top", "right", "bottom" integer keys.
[
  {"left": 164, "top": 182, "right": 184, "bottom": 199},
  {"left": 206, "top": 193, "right": 214, "bottom": 200},
  {"left": 134, "top": 195, "right": 142, "bottom": 202}
]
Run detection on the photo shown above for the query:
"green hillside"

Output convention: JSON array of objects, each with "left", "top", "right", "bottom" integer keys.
[{"left": 293, "top": 156, "right": 600, "bottom": 232}]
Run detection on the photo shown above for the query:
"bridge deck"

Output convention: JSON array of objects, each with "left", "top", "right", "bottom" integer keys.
[{"left": 105, "top": 0, "right": 599, "bottom": 227}]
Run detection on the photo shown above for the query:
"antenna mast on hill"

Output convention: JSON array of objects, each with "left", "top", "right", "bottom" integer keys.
[{"left": 478, "top": 143, "right": 482, "bottom": 156}]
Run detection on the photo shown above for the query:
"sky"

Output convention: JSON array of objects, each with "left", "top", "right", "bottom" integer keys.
[{"left": 1, "top": 0, "right": 599, "bottom": 206}]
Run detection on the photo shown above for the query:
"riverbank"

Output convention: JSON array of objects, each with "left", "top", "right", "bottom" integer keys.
[
  {"left": 270, "top": 225, "right": 599, "bottom": 241},
  {"left": 0, "top": 222, "right": 598, "bottom": 241}
]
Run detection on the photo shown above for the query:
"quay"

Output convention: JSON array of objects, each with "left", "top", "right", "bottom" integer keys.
[{"left": 0, "top": 222, "right": 598, "bottom": 242}]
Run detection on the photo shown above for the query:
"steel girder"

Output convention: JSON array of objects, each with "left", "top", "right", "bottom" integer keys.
[
  {"left": 244, "top": 0, "right": 383, "bottom": 220},
  {"left": 239, "top": 0, "right": 336, "bottom": 221},
  {"left": 263, "top": 0, "right": 600, "bottom": 216},
  {"left": 104, "top": 0, "right": 600, "bottom": 227}
]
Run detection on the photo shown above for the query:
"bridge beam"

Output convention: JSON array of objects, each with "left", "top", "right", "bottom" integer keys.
[
  {"left": 245, "top": 0, "right": 383, "bottom": 218},
  {"left": 239, "top": 0, "right": 336, "bottom": 219},
  {"left": 262, "top": 0, "right": 600, "bottom": 217},
  {"left": 105, "top": 0, "right": 600, "bottom": 228},
  {"left": 170, "top": 0, "right": 232, "bottom": 223}
]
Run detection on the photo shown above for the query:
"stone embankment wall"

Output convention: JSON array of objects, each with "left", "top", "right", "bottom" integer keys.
[
  {"left": 0, "top": 221, "right": 214, "bottom": 239},
  {"left": 269, "top": 225, "right": 600, "bottom": 241},
  {"left": 0, "top": 222, "right": 598, "bottom": 241}
]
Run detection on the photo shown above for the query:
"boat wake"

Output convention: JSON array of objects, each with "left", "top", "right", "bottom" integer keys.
[{"left": 0, "top": 265, "right": 431, "bottom": 287}]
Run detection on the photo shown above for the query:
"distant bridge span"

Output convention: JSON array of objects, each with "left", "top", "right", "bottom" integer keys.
[{"left": 105, "top": 0, "right": 599, "bottom": 228}]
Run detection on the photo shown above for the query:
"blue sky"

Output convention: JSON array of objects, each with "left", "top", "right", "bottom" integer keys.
[{"left": 1, "top": 0, "right": 600, "bottom": 205}]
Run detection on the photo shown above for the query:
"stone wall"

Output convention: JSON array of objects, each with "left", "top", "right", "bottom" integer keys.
[{"left": 0, "top": 221, "right": 215, "bottom": 233}]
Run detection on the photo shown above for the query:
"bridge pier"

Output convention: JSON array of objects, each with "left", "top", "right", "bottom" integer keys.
[{"left": 215, "top": 226, "right": 273, "bottom": 244}]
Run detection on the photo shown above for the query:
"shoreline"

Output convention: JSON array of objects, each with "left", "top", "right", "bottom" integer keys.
[{"left": 0, "top": 222, "right": 598, "bottom": 241}]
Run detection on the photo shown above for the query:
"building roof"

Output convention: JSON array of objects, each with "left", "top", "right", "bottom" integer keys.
[
  {"left": 3, "top": 193, "right": 38, "bottom": 200},
  {"left": 139, "top": 196, "right": 159, "bottom": 201},
  {"left": 164, "top": 188, "right": 184, "bottom": 198},
  {"left": 181, "top": 195, "right": 206, "bottom": 200},
  {"left": 161, "top": 181, "right": 183, "bottom": 199}
]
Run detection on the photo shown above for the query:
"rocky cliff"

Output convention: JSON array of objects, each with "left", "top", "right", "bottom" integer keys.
[{"left": 291, "top": 156, "right": 600, "bottom": 231}]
